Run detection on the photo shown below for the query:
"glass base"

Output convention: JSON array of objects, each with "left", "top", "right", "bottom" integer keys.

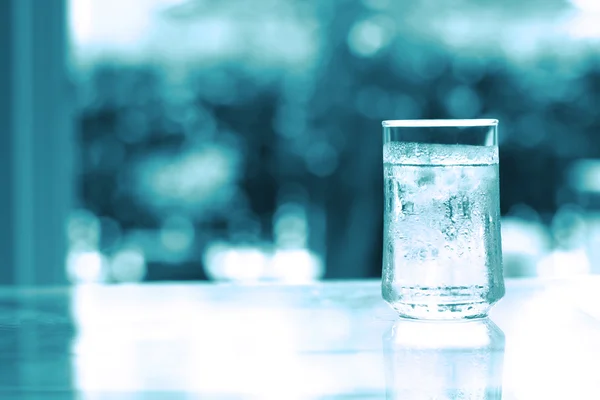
[{"left": 388, "top": 300, "right": 492, "bottom": 320}]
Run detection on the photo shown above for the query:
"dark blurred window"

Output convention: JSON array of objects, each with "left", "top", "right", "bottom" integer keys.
[{"left": 67, "top": 0, "right": 600, "bottom": 283}]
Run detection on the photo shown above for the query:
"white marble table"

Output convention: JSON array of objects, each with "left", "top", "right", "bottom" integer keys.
[{"left": 1, "top": 278, "right": 600, "bottom": 399}]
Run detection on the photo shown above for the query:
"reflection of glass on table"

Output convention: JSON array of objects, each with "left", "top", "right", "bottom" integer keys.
[{"left": 383, "top": 318, "right": 505, "bottom": 400}]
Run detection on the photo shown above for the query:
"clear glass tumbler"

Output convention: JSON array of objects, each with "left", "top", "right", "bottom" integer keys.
[{"left": 382, "top": 119, "right": 504, "bottom": 319}]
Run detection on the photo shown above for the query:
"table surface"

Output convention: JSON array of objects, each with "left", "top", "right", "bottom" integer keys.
[{"left": 1, "top": 278, "right": 600, "bottom": 399}]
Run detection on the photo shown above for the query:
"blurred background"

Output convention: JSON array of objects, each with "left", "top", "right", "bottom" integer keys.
[{"left": 2, "top": 0, "right": 600, "bottom": 285}]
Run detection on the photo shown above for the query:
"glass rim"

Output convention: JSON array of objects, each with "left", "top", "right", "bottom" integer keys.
[{"left": 382, "top": 119, "right": 499, "bottom": 128}]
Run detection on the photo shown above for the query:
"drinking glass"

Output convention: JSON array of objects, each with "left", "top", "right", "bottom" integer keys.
[{"left": 382, "top": 119, "right": 504, "bottom": 319}]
